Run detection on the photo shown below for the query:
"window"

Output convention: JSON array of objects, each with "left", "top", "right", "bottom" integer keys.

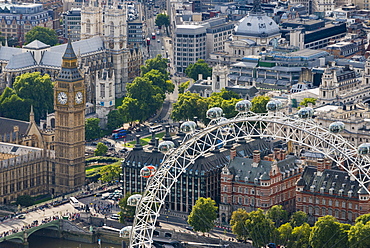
[
  {"left": 100, "top": 83, "right": 105, "bottom": 98},
  {"left": 329, "top": 199, "right": 332, "bottom": 206}
]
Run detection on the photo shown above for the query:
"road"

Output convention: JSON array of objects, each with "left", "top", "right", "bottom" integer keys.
[{"left": 0, "top": 203, "right": 77, "bottom": 237}]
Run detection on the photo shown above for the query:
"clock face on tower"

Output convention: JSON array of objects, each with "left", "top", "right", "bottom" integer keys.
[
  {"left": 57, "top": 92, "right": 68, "bottom": 105},
  {"left": 75, "top": 91, "right": 83, "bottom": 104}
]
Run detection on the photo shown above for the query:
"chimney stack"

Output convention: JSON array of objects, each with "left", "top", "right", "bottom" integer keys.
[
  {"left": 163, "top": 125, "right": 172, "bottom": 141},
  {"left": 253, "top": 150, "right": 261, "bottom": 163},
  {"left": 149, "top": 131, "right": 156, "bottom": 146},
  {"left": 317, "top": 159, "right": 325, "bottom": 172},
  {"left": 133, "top": 135, "right": 143, "bottom": 150},
  {"left": 324, "top": 159, "right": 332, "bottom": 170},
  {"left": 281, "top": 150, "right": 286, "bottom": 160},
  {"left": 152, "top": 138, "right": 159, "bottom": 153},
  {"left": 230, "top": 147, "right": 236, "bottom": 161},
  {"left": 274, "top": 148, "right": 279, "bottom": 160}
]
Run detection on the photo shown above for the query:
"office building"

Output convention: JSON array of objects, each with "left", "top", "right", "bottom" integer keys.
[{"left": 62, "top": 8, "right": 81, "bottom": 42}]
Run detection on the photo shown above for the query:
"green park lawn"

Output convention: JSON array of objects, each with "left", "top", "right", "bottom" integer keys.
[{"left": 123, "top": 132, "right": 165, "bottom": 148}]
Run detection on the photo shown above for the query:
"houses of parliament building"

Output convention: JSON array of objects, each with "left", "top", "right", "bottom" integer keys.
[{"left": 0, "top": 41, "right": 85, "bottom": 204}]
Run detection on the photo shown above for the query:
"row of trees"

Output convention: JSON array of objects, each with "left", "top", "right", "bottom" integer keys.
[
  {"left": 231, "top": 205, "right": 370, "bottom": 248},
  {"left": 171, "top": 92, "right": 270, "bottom": 123},
  {"left": 114, "top": 55, "right": 174, "bottom": 125}
]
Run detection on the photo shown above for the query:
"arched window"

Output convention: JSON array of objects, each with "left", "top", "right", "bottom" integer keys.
[
  {"left": 110, "top": 21, "right": 114, "bottom": 36},
  {"left": 86, "top": 19, "right": 91, "bottom": 34}
]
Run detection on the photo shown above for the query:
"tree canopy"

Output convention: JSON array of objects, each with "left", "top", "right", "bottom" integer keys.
[
  {"left": 0, "top": 72, "right": 54, "bottom": 121},
  {"left": 94, "top": 142, "right": 108, "bottom": 156},
  {"left": 188, "top": 197, "right": 218, "bottom": 233},
  {"left": 86, "top": 118, "right": 101, "bottom": 141},
  {"left": 13, "top": 72, "right": 54, "bottom": 120},
  {"left": 114, "top": 56, "right": 171, "bottom": 124},
  {"left": 119, "top": 192, "right": 140, "bottom": 223},
  {"left": 171, "top": 89, "right": 242, "bottom": 123},
  {"left": 309, "top": 215, "right": 349, "bottom": 248},
  {"left": 143, "top": 69, "right": 174, "bottom": 96},
  {"left": 99, "top": 163, "right": 120, "bottom": 183},
  {"left": 171, "top": 92, "right": 209, "bottom": 123},
  {"left": 348, "top": 221, "right": 370, "bottom": 248},
  {"left": 155, "top": 13, "right": 170, "bottom": 35},
  {"left": 185, "top": 59, "right": 213, "bottom": 81},
  {"left": 141, "top": 54, "right": 168, "bottom": 76},
  {"left": 155, "top": 13, "right": 170, "bottom": 28},
  {"left": 290, "top": 211, "right": 308, "bottom": 228},
  {"left": 244, "top": 209, "right": 276, "bottom": 247},
  {"left": 229, "top": 208, "right": 370, "bottom": 248},
  {"left": 107, "top": 109, "right": 124, "bottom": 131},
  {"left": 0, "top": 88, "right": 29, "bottom": 121},
  {"left": 178, "top": 81, "right": 190, "bottom": 94},
  {"left": 266, "top": 205, "right": 288, "bottom": 228},
  {"left": 250, "top": 95, "right": 270, "bottom": 113},
  {"left": 125, "top": 77, "right": 164, "bottom": 122},
  {"left": 300, "top": 97, "right": 317, "bottom": 107},
  {"left": 230, "top": 208, "right": 250, "bottom": 241},
  {"left": 25, "top": 26, "right": 58, "bottom": 46}
]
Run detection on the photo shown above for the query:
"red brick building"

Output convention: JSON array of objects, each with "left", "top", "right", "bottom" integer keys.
[
  {"left": 219, "top": 148, "right": 302, "bottom": 224},
  {"left": 296, "top": 158, "right": 370, "bottom": 224}
]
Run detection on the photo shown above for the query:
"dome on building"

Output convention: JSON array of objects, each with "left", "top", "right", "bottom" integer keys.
[{"left": 235, "top": 14, "right": 280, "bottom": 37}]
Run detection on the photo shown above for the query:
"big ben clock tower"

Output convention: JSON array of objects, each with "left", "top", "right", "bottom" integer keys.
[{"left": 54, "top": 40, "right": 85, "bottom": 194}]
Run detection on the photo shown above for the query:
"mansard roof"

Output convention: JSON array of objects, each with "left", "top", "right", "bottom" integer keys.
[
  {"left": 227, "top": 155, "right": 298, "bottom": 184},
  {"left": 299, "top": 166, "right": 366, "bottom": 198},
  {"left": 123, "top": 136, "right": 276, "bottom": 174}
]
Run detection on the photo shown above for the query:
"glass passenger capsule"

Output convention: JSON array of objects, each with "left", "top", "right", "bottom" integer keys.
[
  {"left": 206, "top": 107, "right": 222, "bottom": 119},
  {"left": 180, "top": 121, "right": 197, "bottom": 133},
  {"left": 127, "top": 194, "right": 142, "bottom": 207},
  {"left": 158, "top": 141, "right": 175, "bottom": 152},
  {"left": 328, "top": 121, "right": 345, "bottom": 133},
  {"left": 140, "top": 165, "right": 157, "bottom": 178},
  {"left": 358, "top": 143, "right": 370, "bottom": 155},
  {"left": 235, "top": 100, "right": 252, "bottom": 112},
  {"left": 120, "top": 226, "right": 132, "bottom": 238},
  {"left": 297, "top": 108, "right": 311, "bottom": 118},
  {"left": 266, "top": 100, "right": 282, "bottom": 112}
]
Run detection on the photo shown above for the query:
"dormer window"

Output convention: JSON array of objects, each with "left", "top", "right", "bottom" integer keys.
[
  {"left": 338, "top": 189, "right": 344, "bottom": 196},
  {"left": 348, "top": 190, "right": 353, "bottom": 197},
  {"left": 310, "top": 185, "right": 315, "bottom": 192},
  {"left": 329, "top": 188, "right": 334, "bottom": 195},
  {"left": 320, "top": 187, "right": 325, "bottom": 193}
]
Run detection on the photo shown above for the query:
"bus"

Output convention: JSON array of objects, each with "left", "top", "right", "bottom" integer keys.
[
  {"left": 112, "top": 128, "right": 127, "bottom": 140},
  {"left": 149, "top": 125, "right": 163, "bottom": 133},
  {"left": 69, "top": 197, "right": 80, "bottom": 208}
]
